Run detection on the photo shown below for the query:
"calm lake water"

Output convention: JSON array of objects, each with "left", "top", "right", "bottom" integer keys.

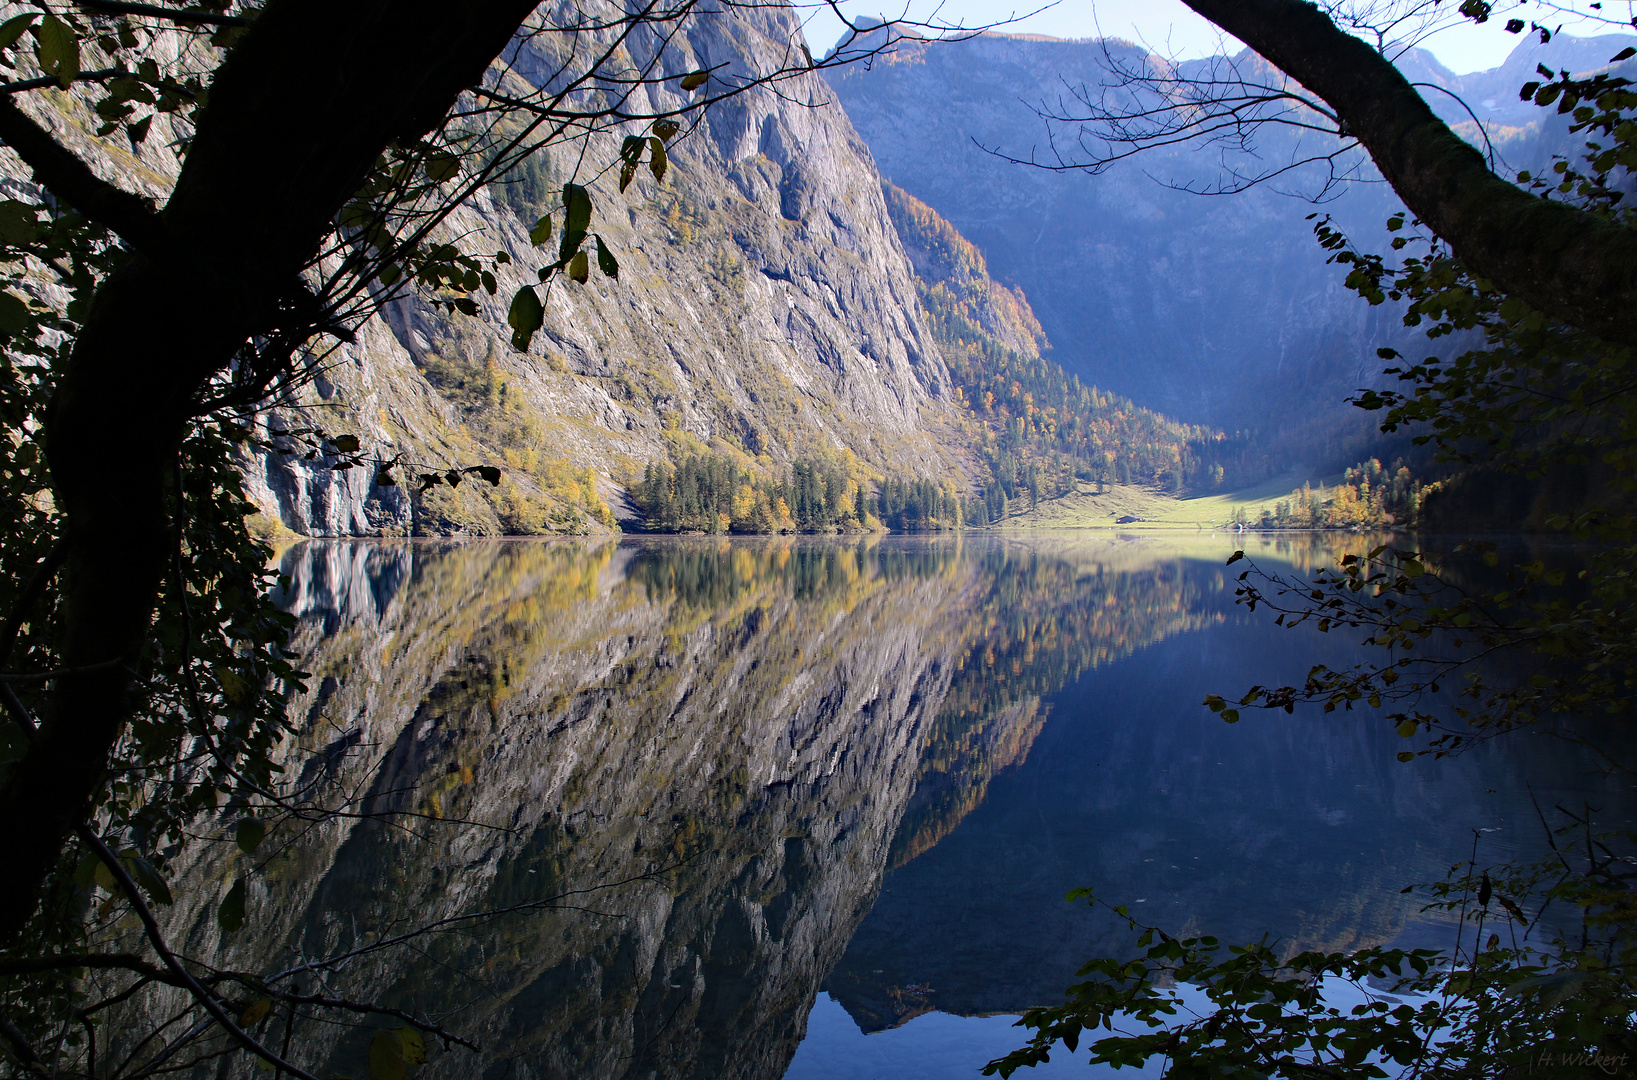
[{"left": 216, "top": 534, "right": 1637, "bottom": 1079}]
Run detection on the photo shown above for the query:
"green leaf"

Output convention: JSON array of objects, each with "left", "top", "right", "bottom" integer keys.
[
  {"left": 1225, "top": 550, "right": 1244, "bottom": 565},
  {"left": 424, "top": 151, "right": 460, "bottom": 182},
  {"left": 218, "top": 878, "right": 246, "bottom": 932},
  {"left": 73, "top": 850, "right": 101, "bottom": 889},
  {"left": 528, "top": 215, "right": 552, "bottom": 247},
  {"left": 369, "top": 1029, "right": 406, "bottom": 1080},
  {"left": 216, "top": 666, "right": 254, "bottom": 706},
  {"left": 563, "top": 183, "right": 592, "bottom": 234},
  {"left": 507, "top": 286, "right": 543, "bottom": 351},
  {"left": 396, "top": 1028, "right": 426, "bottom": 1065},
  {"left": 471, "top": 465, "right": 501, "bottom": 485},
  {"left": 618, "top": 134, "right": 645, "bottom": 191},
  {"left": 559, "top": 185, "right": 591, "bottom": 262},
  {"left": 595, "top": 236, "right": 618, "bottom": 279},
  {"left": 239, "top": 998, "right": 273, "bottom": 1027},
  {"left": 568, "top": 250, "right": 588, "bottom": 284},
  {"left": 123, "top": 852, "right": 173, "bottom": 906},
  {"left": 126, "top": 114, "right": 152, "bottom": 146},
  {"left": 680, "top": 71, "right": 708, "bottom": 91},
  {"left": 34, "top": 15, "right": 79, "bottom": 89},
  {"left": 236, "top": 818, "right": 267, "bottom": 855},
  {"left": 1612, "top": 46, "right": 1636, "bottom": 63},
  {"left": 652, "top": 119, "right": 680, "bottom": 141},
  {"left": 1396, "top": 719, "right": 1418, "bottom": 738},
  {"left": 0, "top": 13, "right": 37, "bottom": 52},
  {"left": 648, "top": 136, "right": 668, "bottom": 183},
  {"left": 331, "top": 434, "right": 361, "bottom": 454}
]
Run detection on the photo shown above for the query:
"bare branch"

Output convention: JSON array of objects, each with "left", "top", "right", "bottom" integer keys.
[
  {"left": 77, "top": 824, "right": 325, "bottom": 1080},
  {"left": 75, "top": 0, "right": 252, "bottom": 27},
  {"left": 0, "top": 97, "right": 166, "bottom": 256}
]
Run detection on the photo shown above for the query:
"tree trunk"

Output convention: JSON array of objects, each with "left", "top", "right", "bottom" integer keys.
[
  {"left": 0, "top": 0, "right": 539, "bottom": 945},
  {"left": 1183, "top": 0, "right": 1637, "bottom": 349}
]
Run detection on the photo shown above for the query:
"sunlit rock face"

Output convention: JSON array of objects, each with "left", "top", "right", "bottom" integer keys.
[
  {"left": 1, "top": 8, "right": 964, "bottom": 538},
  {"left": 238, "top": 3, "right": 964, "bottom": 537}
]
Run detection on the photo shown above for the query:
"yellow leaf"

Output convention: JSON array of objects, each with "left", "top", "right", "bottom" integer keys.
[
  {"left": 368, "top": 1030, "right": 405, "bottom": 1080},
  {"left": 395, "top": 1027, "right": 427, "bottom": 1065},
  {"left": 239, "top": 998, "right": 273, "bottom": 1027}
]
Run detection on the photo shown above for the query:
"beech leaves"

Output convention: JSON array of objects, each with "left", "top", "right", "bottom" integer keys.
[{"left": 509, "top": 117, "right": 677, "bottom": 350}]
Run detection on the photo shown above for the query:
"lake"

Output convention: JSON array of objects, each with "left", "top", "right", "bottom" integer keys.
[{"left": 193, "top": 534, "right": 1635, "bottom": 1079}]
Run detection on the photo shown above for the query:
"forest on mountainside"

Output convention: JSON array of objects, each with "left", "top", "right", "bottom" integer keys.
[
  {"left": 881, "top": 184, "right": 1232, "bottom": 505},
  {"left": 629, "top": 449, "right": 972, "bottom": 533}
]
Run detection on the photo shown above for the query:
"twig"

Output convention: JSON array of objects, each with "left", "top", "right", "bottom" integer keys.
[
  {"left": 74, "top": 0, "right": 251, "bottom": 27},
  {"left": 76, "top": 824, "right": 324, "bottom": 1080},
  {"left": 0, "top": 657, "right": 128, "bottom": 682}
]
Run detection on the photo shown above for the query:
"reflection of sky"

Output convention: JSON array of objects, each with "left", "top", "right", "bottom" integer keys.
[
  {"left": 786, "top": 982, "right": 1431, "bottom": 1079},
  {"left": 784, "top": 994, "right": 1112, "bottom": 1080}
]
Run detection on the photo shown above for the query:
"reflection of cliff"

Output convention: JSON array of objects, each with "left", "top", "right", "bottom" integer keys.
[
  {"left": 889, "top": 549, "right": 1224, "bottom": 870},
  {"left": 825, "top": 575, "right": 1637, "bottom": 1033},
  {"left": 108, "top": 535, "right": 1242, "bottom": 1078},
  {"left": 121, "top": 538, "right": 988, "bottom": 1080}
]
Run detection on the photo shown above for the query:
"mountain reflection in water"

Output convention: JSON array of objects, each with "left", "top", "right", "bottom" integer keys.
[{"left": 126, "top": 536, "right": 1637, "bottom": 1080}]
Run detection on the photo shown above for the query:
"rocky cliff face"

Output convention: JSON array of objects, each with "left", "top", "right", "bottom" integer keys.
[
  {"left": 3, "top": 6, "right": 969, "bottom": 538},
  {"left": 241, "top": 5, "right": 969, "bottom": 537}
]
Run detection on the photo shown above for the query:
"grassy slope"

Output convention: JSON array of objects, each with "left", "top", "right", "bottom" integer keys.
[{"left": 996, "top": 472, "right": 1338, "bottom": 530}]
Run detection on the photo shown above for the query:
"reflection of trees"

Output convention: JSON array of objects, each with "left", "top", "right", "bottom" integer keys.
[{"left": 110, "top": 536, "right": 1231, "bottom": 1078}]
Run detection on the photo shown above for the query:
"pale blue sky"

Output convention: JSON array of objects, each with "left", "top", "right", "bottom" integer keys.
[{"left": 799, "top": 0, "right": 1632, "bottom": 75}]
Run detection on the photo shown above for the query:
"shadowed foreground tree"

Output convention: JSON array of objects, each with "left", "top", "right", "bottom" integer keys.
[
  {"left": 1182, "top": 0, "right": 1637, "bottom": 347},
  {"left": 0, "top": 0, "right": 973, "bottom": 1073},
  {"left": 984, "top": 2, "right": 1637, "bottom": 1075}
]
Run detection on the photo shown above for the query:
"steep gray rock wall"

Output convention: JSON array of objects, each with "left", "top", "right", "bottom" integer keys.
[
  {"left": 0, "top": 6, "right": 968, "bottom": 538},
  {"left": 243, "top": 4, "right": 968, "bottom": 537}
]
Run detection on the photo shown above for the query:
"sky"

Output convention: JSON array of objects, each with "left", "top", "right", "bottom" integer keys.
[{"left": 798, "top": 0, "right": 1635, "bottom": 75}]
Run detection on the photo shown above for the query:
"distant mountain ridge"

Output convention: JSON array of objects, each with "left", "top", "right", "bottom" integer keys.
[{"left": 824, "top": 27, "right": 1637, "bottom": 471}]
